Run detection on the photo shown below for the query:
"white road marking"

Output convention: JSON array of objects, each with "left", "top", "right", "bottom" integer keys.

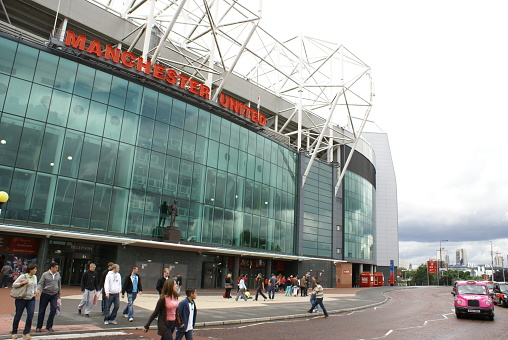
[{"left": 32, "top": 332, "right": 128, "bottom": 339}]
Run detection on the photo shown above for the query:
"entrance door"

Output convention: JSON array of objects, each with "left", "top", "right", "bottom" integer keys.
[
  {"left": 67, "top": 258, "right": 90, "bottom": 286},
  {"left": 202, "top": 263, "right": 217, "bottom": 289}
]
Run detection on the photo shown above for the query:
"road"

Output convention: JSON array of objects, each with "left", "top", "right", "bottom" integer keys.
[{"left": 11, "top": 286, "right": 507, "bottom": 339}]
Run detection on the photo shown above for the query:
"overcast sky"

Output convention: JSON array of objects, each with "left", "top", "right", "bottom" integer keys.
[{"left": 262, "top": 0, "right": 508, "bottom": 267}]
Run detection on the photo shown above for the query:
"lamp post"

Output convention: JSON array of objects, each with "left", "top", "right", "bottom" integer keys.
[
  {"left": 490, "top": 240, "right": 494, "bottom": 281},
  {"left": 439, "top": 240, "right": 448, "bottom": 285},
  {"left": 0, "top": 191, "right": 8, "bottom": 216}
]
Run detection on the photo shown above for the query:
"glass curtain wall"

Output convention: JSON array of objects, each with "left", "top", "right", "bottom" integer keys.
[
  {"left": 301, "top": 158, "right": 333, "bottom": 257},
  {"left": 343, "top": 171, "right": 375, "bottom": 260},
  {"left": 0, "top": 37, "right": 297, "bottom": 253}
]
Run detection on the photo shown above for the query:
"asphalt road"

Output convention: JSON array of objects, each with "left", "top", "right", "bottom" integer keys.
[{"left": 191, "top": 286, "right": 508, "bottom": 340}]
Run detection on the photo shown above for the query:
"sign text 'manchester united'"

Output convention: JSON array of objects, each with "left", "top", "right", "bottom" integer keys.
[{"left": 64, "top": 30, "right": 266, "bottom": 126}]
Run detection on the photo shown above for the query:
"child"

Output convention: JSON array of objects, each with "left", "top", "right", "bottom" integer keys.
[{"left": 175, "top": 288, "right": 198, "bottom": 340}]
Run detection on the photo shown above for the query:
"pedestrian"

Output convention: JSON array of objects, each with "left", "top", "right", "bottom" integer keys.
[
  {"left": 122, "top": 266, "right": 143, "bottom": 322},
  {"left": 175, "top": 288, "right": 197, "bottom": 340},
  {"left": 267, "top": 273, "right": 278, "bottom": 300},
  {"left": 253, "top": 273, "right": 267, "bottom": 301},
  {"left": 292, "top": 276, "right": 300, "bottom": 296},
  {"left": 103, "top": 264, "right": 122, "bottom": 325},
  {"left": 158, "top": 201, "right": 169, "bottom": 227},
  {"left": 224, "top": 273, "right": 233, "bottom": 299},
  {"left": 285, "top": 276, "right": 293, "bottom": 295},
  {"left": 235, "top": 276, "right": 248, "bottom": 301},
  {"left": 143, "top": 278, "right": 180, "bottom": 340},
  {"left": 36, "top": 262, "right": 61, "bottom": 333},
  {"left": 309, "top": 276, "right": 318, "bottom": 312},
  {"left": 307, "top": 280, "right": 329, "bottom": 317},
  {"left": 78, "top": 263, "right": 99, "bottom": 317},
  {"left": 156, "top": 268, "right": 170, "bottom": 294},
  {"left": 1, "top": 262, "right": 13, "bottom": 288},
  {"left": 175, "top": 273, "right": 182, "bottom": 293},
  {"left": 11, "top": 263, "right": 39, "bottom": 340},
  {"left": 99, "top": 262, "right": 113, "bottom": 315},
  {"left": 300, "top": 274, "right": 307, "bottom": 296}
]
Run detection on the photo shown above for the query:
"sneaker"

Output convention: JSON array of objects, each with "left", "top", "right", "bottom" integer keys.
[
  {"left": 22, "top": 334, "right": 31, "bottom": 340},
  {"left": 46, "top": 328, "right": 54, "bottom": 333},
  {"left": 85, "top": 314, "right": 90, "bottom": 317},
  {"left": 123, "top": 314, "right": 128, "bottom": 318},
  {"left": 109, "top": 320, "right": 117, "bottom": 325},
  {"left": 128, "top": 318, "right": 133, "bottom": 322},
  {"left": 35, "top": 329, "right": 42, "bottom": 333},
  {"left": 11, "top": 335, "right": 17, "bottom": 339},
  {"left": 104, "top": 321, "right": 109, "bottom": 325}
]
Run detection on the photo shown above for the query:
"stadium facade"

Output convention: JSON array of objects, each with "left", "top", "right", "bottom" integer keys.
[{"left": 0, "top": 0, "right": 398, "bottom": 289}]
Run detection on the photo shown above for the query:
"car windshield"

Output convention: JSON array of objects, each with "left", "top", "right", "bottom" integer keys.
[
  {"left": 457, "top": 285, "right": 487, "bottom": 295},
  {"left": 499, "top": 285, "right": 508, "bottom": 293},
  {"left": 486, "top": 283, "right": 494, "bottom": 289}
]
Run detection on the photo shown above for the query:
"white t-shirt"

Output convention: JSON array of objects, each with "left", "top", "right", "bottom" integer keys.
[{"left": 186, "top": 301, "right": 195, "bottom": 331}]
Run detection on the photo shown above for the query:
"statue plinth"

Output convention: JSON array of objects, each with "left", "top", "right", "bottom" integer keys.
[{"left": 163, "top": 226, "right": 181, "bottom": 243}]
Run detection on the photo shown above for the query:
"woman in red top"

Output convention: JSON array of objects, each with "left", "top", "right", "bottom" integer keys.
[{"left": 143, "top": 278, "right": 179, "bottom": 339}]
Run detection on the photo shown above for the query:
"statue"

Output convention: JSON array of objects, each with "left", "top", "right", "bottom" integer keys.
[{"left": 169, "top": 200, "right": 178, "bottom": 228}]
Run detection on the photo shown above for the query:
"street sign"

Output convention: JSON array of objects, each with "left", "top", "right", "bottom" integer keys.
[{"left": 427, "top": 261, "right": 438, "bottom": 274}]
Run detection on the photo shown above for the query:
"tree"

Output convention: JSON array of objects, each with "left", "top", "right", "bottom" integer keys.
[{"left": 409, "top": 264, "right": 430, "bottom": 286}]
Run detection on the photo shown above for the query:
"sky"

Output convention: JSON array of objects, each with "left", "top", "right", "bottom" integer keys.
[{"left": 260, "top": 0, "right": 508, "bottom": 267}]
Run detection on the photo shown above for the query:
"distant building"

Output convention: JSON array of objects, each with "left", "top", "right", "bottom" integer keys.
[
  {"left": 456, "top": 248, "right": 467, "bottom": 266},
  {"left": 437, "top": 249, "right": 449, "bottom": 264},
  {"left": 494, "top": 255, "right": 503, "bottom": 268}
]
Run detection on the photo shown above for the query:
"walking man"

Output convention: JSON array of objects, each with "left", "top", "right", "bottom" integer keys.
[
  {"left": 156, "top": 268, "right": 170, "bottom": 294},
  {"left": 78, "top": 263, "right": 99, "bottom": 316},
  {"left": 99, "top": 262, "right": 113, "bottom": 315},
  {"left": 307, "top": 280, "right": 329, "bottom": 318},
  {"left": 122, "top": 266, "right": 143, "bottom": 322},
  {"left": 235, "top": 276, "right": 248, "bottom": 301},
  {"left": 175, "top": 288, "right": 198, "bottom": 340},
  {"left": 1, "top": 262, "right": 12, "bottom": 288},
  {"left": 36, "top": 262, "right": 61, "bottom": 333},
  {"left": 267, "top": 274, "right": 278, "bottom": 300},
  {"left": 309, "top": 276, "right": 318, "bottom": 312},
  {"left": 103, "top": 264, "right": 122, "bottom": 325},
  {"left": 253, "top": 273, "right": 267, "bottom": 301}
]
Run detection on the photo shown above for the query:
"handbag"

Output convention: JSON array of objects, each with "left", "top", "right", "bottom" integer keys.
[
  {"left": 10, "top": 275, "right": 28, "bottom": 299},
  {"left": 175, "top": 307, "right": 184, "bottom": 328}
]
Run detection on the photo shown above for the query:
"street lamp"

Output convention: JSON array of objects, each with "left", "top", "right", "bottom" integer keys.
[
  {"left": 0, "top": 191, "right": 8, "bottom": 216},
  {"left": 439, "top": 240, "right": 448, "bottom": 285}
]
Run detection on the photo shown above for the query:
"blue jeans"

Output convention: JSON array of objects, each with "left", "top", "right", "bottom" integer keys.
[
  {"left": 175, "top": 330, "right": 193, "bottom": 340},
  {"left": 104, "top": 293, "right": 120, "bottom": 321},
  {"left": 1, "top": 274, "right": 10, "bottom": 288},
  {"left": 310, "top": 294, "right": 317, "bottom": 310},
  {"left": 267, "top": 286, "right": 275, "bottom": 299},
  {"left": 12, "top": 297, "right": 35, "bottom": 335},
  {"left": 37, "top": 292, "right": 58, "bottom": 329},
  {"left": 122, "top": 292, "right": 137, "bottom": 318},
  {"left": 162, "top": 320, "right": 175, "bottom": 340},
  {"left": 309, "top": 298, "right": 328, "bottom": 317}
]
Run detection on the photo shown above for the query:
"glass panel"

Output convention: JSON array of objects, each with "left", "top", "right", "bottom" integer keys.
[
  {"left": 109, "top": 187, "right": 129, "bottom": 233},
  {"left": 141, "top": 88, "right": 157, "bottom": 119},
  {"left": 78, "top": 135, "right": 101, "bottom": 181},
  {"left": 137, "top": 116, "right": 154, "bottom": 149},
  {"left": 96, "top": 139, "right": 119, "bottom": 185},
  {"left": 197, "top": 109, "right": 210, "bottom": 138},
  {"left": 85, "top": 101, "right": 107, "bottom": 136},
  {"left": 16, "top": 119, "right": 45, "bottom": 171},
  {"left": 91, "top": 71, "right": 112, "bottom": 104},
  {"left": 127, "top": 190, "right": 145, "bottom": 234},
  {"left": 156, "top": 94, "right": 172, "bottom": 123},
  {"left": 11, "top": 44, "right": 38, "bottom": 81},
  {"left": 163, "top": 156, "right": 179, "bottom": 197},
  {"left": 0, "top": 73, "right": 8, "bottom": 110},
  {"left": 34, "top": 52, "right": 58, "bottom": 87},
  {"left": 51, "top": 176, "right": 76, "bottom": 226},
  {"left": 132, "top": 147, "right": 150, "bottom": 191},
  {"left": 204, "top": 168, "right": 216, "bottom": 204},
  {"left": 26, "top": 84, "right": 52, "bottom": 122},
  {"left": 104, "top": 106, "right": 123, "bottom": 140},
  {"left": 194, "top": 135, "right": 208, "bottom": 165},
  {"left": 235, "top": 177, "right": 244, "bottom": 211},
  {"left": 181, "top": 131, "right": 196, "bottom": 161},
  {"left": 238, "top": 126, "right": 248, "bottom": 152},
  {"left": 244, "top": 180, "right": 253, "bottom": 214},
  {"left": 29, "top": 173, "right": 54, "bottom": 224},
  {"left": 125, "top": 82, "right": 142, "bottom": 114},
  {"left": 190, "top": 163, "right": 205, "bottom": 203},
  {"left": 225, "top": 174, "right": 236, "bottom": 210},
  {"left": 59, "top": 130, "right": 83, "bottom": 178},
  {"left": 108, "top": 76, "right": 128, "bottom": 109},
  {"left": 237, "top": 151, "right": 247, "bottom": 178},
  {"left": 218, "top": 143, "right": 228, "bottom": 172},
  {"left": 54, "top": 58, "right": 77, "bottom": 93},
  {"left": 241, "top": 213, "right": 251, "bottom": 247},
  {"left": 66, "top": 95, "right": 90, "bottom": 131},
  {"left": 90, "top": 184, "right": 112, "bottom": 230},
  {"left": 230, "top": 123, "right": 239, "bottom": 148},
  {"left": 4, "top": 77, "right": 31, "bottom": 116},
  {"left": 187, "top": 203, "right": 202, "bottom": 242},
  {"left": 184, "top": 104, "right": 198, "bottom": 133},
  {"left": 147, "top": 151, "right": 165, "bottom": 194},
  {"left": 47, "top": 89, "right": 72, "bottom": 127},
  {"left": 170, "top": 99, "right": 185, "bottom": 128},
  {"left": 38, "top": 125, "right": 65, "bottom": 174},
  {"left": 120, "top": 110, "right": 139, "bottom": 145},
  {"left": 228, "top": 148, "right": 238, "bottom": 174},
  {"left": 206, "top": 140, "right": 218, "bottom": 169},
  {"left": 212, "top": 207, "right": 223, "bottom": 244},
  {"left": 177, "top": 159, "right": 193, "bottom": 200},
  {"left": 219, "top": 119, "right": 230, "bottom": 144},
  {"left": 71, "top": 180, "right": 94, "bottom": 229},
  {"left": 233, "top": 211, "right": 243, "bottom": 246},
  {"left": 215, "top": 170, "right": 226, "bottom": 207},
  {"left": 259, "top": 217, "right": 267, "bottom": 249},
  {"left": 0, "top": 38, "right": 17, "bottom": 75},
  {"left": 4, "top": 168, "right": 35, "bottom": 222},
  {"left": 142, "top": 192, "right": 159, "bottom": 236},
  {"left": 0, "top": 114, "right": 23, "bottom": 167},
  {"left": 152, "top": 123, "right": 169, "bottom": 154},
  {"left": 114, "top": 142, "right": 135, "bottom": 187},
  {"left": 167, "top": 126, "right": 183, "bottom": 158},
  {"left": 209, "top": 114, "right": 220, "bottom": 141},
  {"left": 73, "top": 64, "right": 95, "bottom": 98}
]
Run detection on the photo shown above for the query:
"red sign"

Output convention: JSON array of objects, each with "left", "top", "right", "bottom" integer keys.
[
  {"left": 427, "top": 261, "right": 438, "bottom": 274},
  {"left": 343, "top": 270, "right": 350, "bottom": 274},
  {"left": 0, "top": 236, "right": 39, "bottom": 254},
  {"left": 64, "top": 31, "right": 266, "bottom": 127}
]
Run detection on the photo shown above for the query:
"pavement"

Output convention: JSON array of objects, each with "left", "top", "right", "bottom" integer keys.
[{"left": 0, "top": 285, "right": 400, "bottom": 339}]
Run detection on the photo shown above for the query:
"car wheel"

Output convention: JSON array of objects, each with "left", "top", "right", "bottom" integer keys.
[
  {"left": 502, "top": 300, "right": 508, "bottom": 308},
  {"left": 488, "top": 314, "right": 494, "bottom": 321},
  {"left": 456, "top": 313, "right": 462, "bottom": 319}
]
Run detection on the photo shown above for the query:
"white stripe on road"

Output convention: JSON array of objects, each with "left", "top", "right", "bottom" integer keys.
[{"left": 32, "top": 332, "right": 128, "bottom": 339}]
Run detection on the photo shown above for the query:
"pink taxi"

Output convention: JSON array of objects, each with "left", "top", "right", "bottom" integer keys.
[{"left": 452, "top": 280, "right": 494, "bottom": 320}]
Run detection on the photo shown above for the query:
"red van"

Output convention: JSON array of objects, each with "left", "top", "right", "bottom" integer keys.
[{"left": 452, "top": 281, "right": 494, "bottom": 320}]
